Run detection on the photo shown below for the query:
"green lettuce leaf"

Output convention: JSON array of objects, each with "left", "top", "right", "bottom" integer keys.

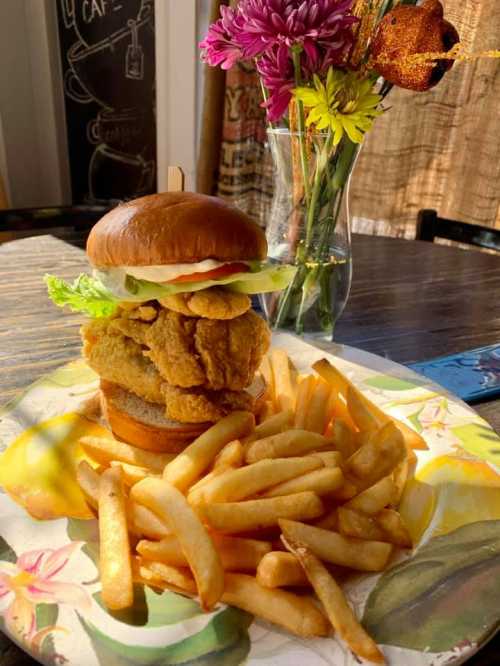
[
  {"left": 45, "top": 264, "right": 297, "bottom": 318},
  {"left": 45, "top": 274, "right": 119, "bottom": 318}
]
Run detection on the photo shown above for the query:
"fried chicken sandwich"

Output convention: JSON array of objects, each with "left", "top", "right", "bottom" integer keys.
[{"left": 46, "top": 192, "right": 295, "bottom": 452}]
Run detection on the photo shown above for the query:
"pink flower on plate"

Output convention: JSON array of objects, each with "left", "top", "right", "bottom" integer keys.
[
  {"left": 199, "top": 5, "right": 244, "bottom": 70},
  {"left": 0, "top": 542, "right": 91, "bottom": 649}
]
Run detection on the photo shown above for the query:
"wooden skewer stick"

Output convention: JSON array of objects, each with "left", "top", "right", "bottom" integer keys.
[{"left": 167, "top": 166, "right": 185, "bottom": 192}]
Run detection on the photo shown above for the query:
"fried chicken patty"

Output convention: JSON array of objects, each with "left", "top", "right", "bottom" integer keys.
[
  {"left": 81, "top": 289, "right": 271, "bottom": 423},
  {"left": 159, "top": 287, "right": 251, "bottom": 319}
]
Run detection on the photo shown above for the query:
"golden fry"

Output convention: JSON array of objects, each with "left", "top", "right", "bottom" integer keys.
[
  {"left": 271, "top": 349, "right": 297, "bottom": 412},
  {"left": 80, "top": 436, "right": 174, "bottom": 473},
  {"left": 200, "top": 492, "right": 324, "bottom": 533},
  {"left": 242, "top": 409, "right": 294, "bottom": 447},
  {"left": 313, "top": 508, "right": 339, "bottom": 531},
  {"left": 138, "top": 534, "right": 271, "bottom": 571},
  {"left": 332, "top": 420, "right": 358, "bottom": 460},
  {"left": 196, "top": 456, "right": 323, "bottom": 504},
  {"left": 245, "top": 429, "right": 332, "bottom": 463},
  {"left": 222, "top": 573, "right": 329, "bottom": 638},
  {"left": 213, "top": 439, "right": 244, "bottom": 470},
  {"left": 76, "top": 460, "right": 100, "bottom": 509},
  {"left": 262, "top": 467, "right": 344, "bottom": 498},
  {"left": 163, "top": 411, "right": 254, "bottom": 491},
  {"left": 144, "top": 561, "right": 197, "bottom": 595},
  {"left": 283, "top": 540, "right": 385, "bottom": 664},
  {"left": 131, "top": 478, "right": 224, "bottom": 610},
  {"left": 110, "top": 461, "right": 158, "bottom": 486},
  {"left": 279, "top": 519, "right": 392, "bottom": 572},
  {"left": 345, "top": 422, "right": 406, "bottom": 487},
  {"left": 304, "top": 378, "right": 332, "bottom": 434},
  {"left": 391, "top": 459, "right": 409, "bottom": 507},
  {"left": 344, "top": 475, "right": 397, "bottom": 515},
  {"left": 258, "top": 355, "right": 276, "bottom": 410},
  {"left": 313, "top": 358, "right": 427, "bottom": 450},
  {"left": 337, "top": 507, "right": 387, "bottom": 542},
  {"left": 376, "top": 509, "right": 413, "bottom": 548},
  {"left": 310, "top": 451, "right": 343, "bottom": 468},
  {"left": 294, "top": 376, "right": 315, "bottom": 429},
  {"left": 98, "top": 467, "right": 133, "bottom": 610},
  {"left": 127, "top": 500, "right": 171, "bottom": 539},
  {"left": 256, "top": 551, "right": 308, "bottom": 588}
]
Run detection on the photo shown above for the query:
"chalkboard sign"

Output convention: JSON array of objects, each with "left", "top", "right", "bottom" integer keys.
[{"left": 56, "top": 0, "right": 156, "bottom": 204}]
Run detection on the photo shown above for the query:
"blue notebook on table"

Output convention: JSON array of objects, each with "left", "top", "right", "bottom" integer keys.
[{"left": 408, "top": 343, "right": 500, "bottom": 403}]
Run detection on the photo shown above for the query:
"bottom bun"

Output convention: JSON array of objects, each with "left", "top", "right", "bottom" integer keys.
[
  {"left": 100, "top": 377, "right": 267, "bottom": 453},
  {"left": 100, "top": 382, "right": 208, "bottom": 453}
]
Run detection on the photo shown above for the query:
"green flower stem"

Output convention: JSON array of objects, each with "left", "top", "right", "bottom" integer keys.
[
  {"left": 291, "top": 48, "right": 310, "bottom": 205},
  {"left": 305, "top": 132, "right": 334, "bottom": 254}
]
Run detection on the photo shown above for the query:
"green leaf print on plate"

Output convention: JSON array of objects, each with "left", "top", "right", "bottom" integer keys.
[
  {"left": 0, "top": 535, "right": 16, "bottom": 563},
  {"left": 42, "top": 361, "right": 98, "bottom": 388},
  {"left": 80, "top": 605, "right": 251, "bottom": 666},
  {"left": 452, "top": 422, "right": 500, "bottom": 466},
  {"left": 363, "top": 520, "right": 500, "bottom": 652},
  {"left": 67, "top": 518, "right": 100, "bottom": 566},
  {"left": 93, "top": 587, "right": 202, "bottom": 627},
  {"left": 363, "top": 376, "right": 422, "bottom": 392}
]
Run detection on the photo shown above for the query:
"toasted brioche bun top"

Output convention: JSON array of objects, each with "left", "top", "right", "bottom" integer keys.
[{"left": 86, "top": 192, "right": 267, "bottom": 267}]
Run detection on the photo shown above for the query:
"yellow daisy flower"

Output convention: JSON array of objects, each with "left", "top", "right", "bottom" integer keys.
[{"left": 294, "top": 68, "right": 383, "bottom": 145}]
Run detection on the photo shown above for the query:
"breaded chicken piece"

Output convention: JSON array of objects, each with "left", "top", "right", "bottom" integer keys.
[
  {"left": 82, "top": 319, "right": 164, "bottom": 404},
  {"left": 162, "top": 383, "right": 254, "bottom": 423},
  {"left": 144, "top": 309, "right": 206, "bottom": 388},
  {"left": 194, "top": 309, "right": 270, "bottom": 390},
  {"left": 188, "top": 288, "right": 250, "bottom": 319},
  {"left": 109, "top": 317, "right": 149, "bottom": 345},
  {"left": 159, "top": 287, "right": 250, "bottom": 320}
]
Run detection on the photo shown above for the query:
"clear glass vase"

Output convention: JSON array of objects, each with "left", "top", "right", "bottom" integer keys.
[{"left": 260, "top": 128, "right": 357, "bottom": 339}]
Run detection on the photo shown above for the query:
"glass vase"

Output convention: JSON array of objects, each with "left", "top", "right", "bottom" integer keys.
[{"left": 260, "top": 128, "right": 358, "bottom": 339}]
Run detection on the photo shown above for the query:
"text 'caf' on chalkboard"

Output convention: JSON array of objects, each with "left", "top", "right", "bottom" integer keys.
[{"left": 57, "top": 0, "right": 156, "bottom": 204}]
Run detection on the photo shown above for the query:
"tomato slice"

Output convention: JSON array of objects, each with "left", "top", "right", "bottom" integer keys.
[{"left": 166, "top": 262, "right": 250, "bottom": 284}]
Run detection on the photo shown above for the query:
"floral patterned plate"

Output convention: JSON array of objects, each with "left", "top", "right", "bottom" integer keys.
[{"left": 0, "top": 332, "right": 499, "bottom": 666}]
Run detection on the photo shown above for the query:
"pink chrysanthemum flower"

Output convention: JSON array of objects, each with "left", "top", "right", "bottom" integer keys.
[
  {"left": 236, "top": 0, "right": 358, "bottom": 61},
  {"left": 199, "top": 5, "right": 243, "bottom": 70}
]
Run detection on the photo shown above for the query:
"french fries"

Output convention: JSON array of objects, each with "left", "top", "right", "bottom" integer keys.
[
  {"left": 314, "top": 357, "right": 427, "bottom": 450},
  {"left": 262, "top": 467, "right": 344, "bottom": 498},
  {"left": 284, "top": 540, "right": 385, "bottom": 664},
  {"left": 332, "top": 420, "right": 358, "bottom": 459},
  {"left": 243, "top": 409, "right": 293, "bottom": 446},
  {"left": 98, "top": 467, "right": 133, "bottom": 610},
  {"left": 337, "top": 507, "right": 387, "bottom": 542},
  {"left": 345, "top": 422, "right": 406, "bottom": 488},
  {"left": 310, "top": 450, "right": 343, "bottom": 468},
  {"left": 200, "top": 492, "right": 324, "bottom": 533},
  {"left": 194, "top": 456, "right": 323, "bottom": 504},
  {"left": 138, "top": 534, "right": 271, "bottom": 571},
  {"left": 127, "top": 500, "right": 171, "bottom": 539},
  {"left": 213, "top": 439, "right": 244, "bottom": 470},
  {"left": 256, "top": 551, "right": 308, "bottom": 588},
  {"left": 294, "top": 376, "right": 315, "bottom": 428},
  {"left": 69, "top": 349, "right": 421, "bottom": 653},
  {"left": 245, "top": 429, "right": 332, "bottom": 463},
  {"left": 344, "top": 475, "right": 397, "bottom": 515},
  {"left": 163, "top": 411, "right": 254, "bottom": 492},
  {"left": 76, "top": 461, "right": 171, "bottom": 539},
  {"left": 279, "top": 519, "right": 392, "bottom": 571},
  {"left": 270, "top": 349, "right": 297, "bottom": 412},
  {"left": 110, "top": 461, "right": 158, "bottom": 485},
  {"left": 131, "top": 478, "right": 224, "bottom": 610},
  {"left": 76, "top": 460, "right": 100, "bottom": 509},
  {"left": 142, "top": 561, "right": 197, "bottom": 595},
  {"left": 222, "top": 573, "right": 329, "bottom": 638},
  {"left": 80, "top": 436, "right": 174, "bottom": 473},
  {"left": 376, "top": 508, "right": 412, "bottom": 548},
  {"left": 304, "top": 377, "right": 332, "bottom": 434}
]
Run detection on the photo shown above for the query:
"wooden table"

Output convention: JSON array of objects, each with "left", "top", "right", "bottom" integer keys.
[{"left": 0, "top": 233, "right": 499, "bottom": 665}]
